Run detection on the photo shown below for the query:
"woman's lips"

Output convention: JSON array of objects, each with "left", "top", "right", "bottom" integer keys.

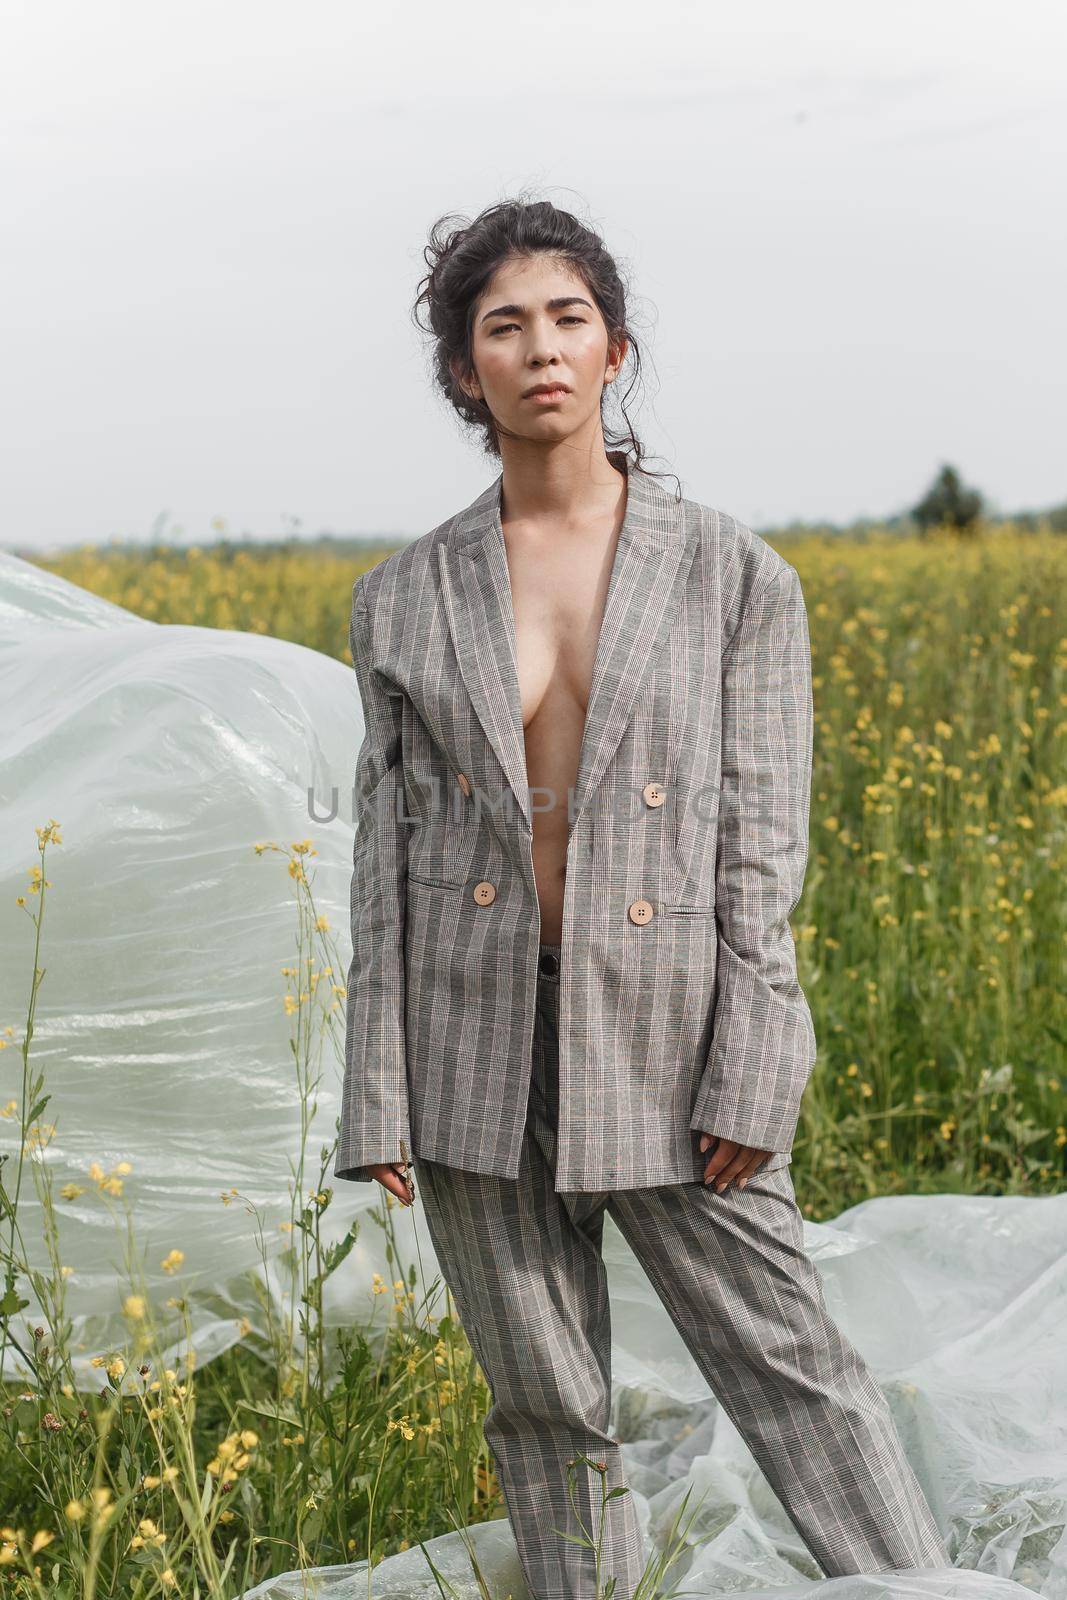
[{"left": 525, "top": 388, "right": 570, "bottom": 403}]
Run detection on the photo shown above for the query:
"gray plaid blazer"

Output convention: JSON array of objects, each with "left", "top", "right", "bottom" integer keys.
[{"left": 334, "top": 454, "right": 817, "bottom": 1191}]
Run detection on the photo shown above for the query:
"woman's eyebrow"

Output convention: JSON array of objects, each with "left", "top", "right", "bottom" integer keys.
[{"left": 479, "top": 296, "right": 594, "bottom": 325}]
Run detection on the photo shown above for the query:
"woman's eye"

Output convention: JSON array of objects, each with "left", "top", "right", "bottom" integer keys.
[{"left": 488, "top": 316, "right": 585, "bottom": 336}]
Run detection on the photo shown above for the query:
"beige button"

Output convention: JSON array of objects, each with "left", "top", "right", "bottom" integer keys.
[
  {"left": 628, "top": 898, "right": 654, "bottom": 924},
  {"left": 473, "top": 881, "right": 496, "bottom": 905},
  {"left": 642, "top": 781, "right": 667, "bottom": 808},
  {"left": 457, "top": 772, "right": 472, "bottom": 797}
]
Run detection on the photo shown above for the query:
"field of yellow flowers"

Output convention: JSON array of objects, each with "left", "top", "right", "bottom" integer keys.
[
  {"left": 38, "top": 523, "right": 1067, "bottom": 1201},
  {"left": 0, "top": 522, "right": 1061, "bottom": 1599}
]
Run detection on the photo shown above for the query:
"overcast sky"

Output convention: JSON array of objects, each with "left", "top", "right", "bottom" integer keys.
[{"left": 2, "top": 0, "right": 1064, "bottom": 553}]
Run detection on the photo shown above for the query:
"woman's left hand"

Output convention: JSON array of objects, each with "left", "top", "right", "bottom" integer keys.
[{"left": 698, "top": 1131, "right": 776, "bottom": 1192}]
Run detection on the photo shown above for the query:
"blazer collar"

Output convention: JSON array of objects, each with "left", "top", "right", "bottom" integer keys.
[{"left": 437, "top": 451, "right": 694, "bottom": 833}]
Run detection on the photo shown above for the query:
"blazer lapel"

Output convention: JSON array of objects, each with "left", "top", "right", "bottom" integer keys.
[
  {"left": 438, "top": 490, "right": 535, "bottom": 830},
  {"left": 438, "top": 452, "right": 694, "bottom": 834}
]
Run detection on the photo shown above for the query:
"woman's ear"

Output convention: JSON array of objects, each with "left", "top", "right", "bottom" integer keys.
[{"left": 450, "top": 356, "right": 481, "bottom": 403}]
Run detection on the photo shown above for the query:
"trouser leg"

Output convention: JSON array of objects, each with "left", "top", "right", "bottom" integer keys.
[
  {"left": 608, "top": 1169, "right": 951, "bottom": 1576},
  {"left": 410, "top": 943, "right": 646, "bottom": 1600}
]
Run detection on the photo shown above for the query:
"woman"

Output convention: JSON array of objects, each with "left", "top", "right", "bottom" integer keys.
[{"left": 335, "top": 197, "right": 949, "bottom": 1598}]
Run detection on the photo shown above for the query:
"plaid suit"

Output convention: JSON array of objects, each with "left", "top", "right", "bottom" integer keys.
[
  {"left": 334, "top": 456, "right": 949, "bottom": 1595},
  {"left": 335, "top": 454, "right": 816, "bottom": 1188}
]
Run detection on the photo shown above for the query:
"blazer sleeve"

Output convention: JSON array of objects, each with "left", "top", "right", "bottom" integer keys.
[
  {"left": 334, "top": 573, "right": 411, "bottom": 1183},
  {"left": 688, "top": 562, "right": 818, "bottom": 1156}
]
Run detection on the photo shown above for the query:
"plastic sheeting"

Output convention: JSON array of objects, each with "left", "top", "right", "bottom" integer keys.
[
  {"left": 1, "top": 553, "right": 1063, "bottom": 1599},
  {"left": 238, "top": 1191, "right": 1067, "bottom": 1600},
  {"left": 0, "top": 549, "right": 369, "bottom": 1377}
]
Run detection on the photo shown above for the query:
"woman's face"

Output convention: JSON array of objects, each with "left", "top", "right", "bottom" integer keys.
[{"left": 458, "top": 254, "right": 624, "bottom": 445}]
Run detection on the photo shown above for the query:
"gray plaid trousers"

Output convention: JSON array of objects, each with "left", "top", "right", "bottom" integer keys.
[{"left": 412, "top": 943, "right": 949, "bottom": 1600}]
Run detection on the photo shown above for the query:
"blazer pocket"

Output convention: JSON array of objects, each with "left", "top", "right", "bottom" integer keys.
[
  {"left": 657, "top": 902, "right": 716, "bottom": 916},
  {"left": 406, "top": 870, "right": 470, "bottom": 891},
  {"left": 405, "top": 806, "right": 480, "bottom": 888}
]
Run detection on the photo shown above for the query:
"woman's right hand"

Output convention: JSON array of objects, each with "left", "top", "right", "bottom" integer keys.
[{"left": 367, "top": 1162, "right": 414, "bottom": 1205}]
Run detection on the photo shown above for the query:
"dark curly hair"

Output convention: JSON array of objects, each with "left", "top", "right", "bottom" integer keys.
[{"left": 412, "top": 192, "right": 680, "bottom": 496}]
